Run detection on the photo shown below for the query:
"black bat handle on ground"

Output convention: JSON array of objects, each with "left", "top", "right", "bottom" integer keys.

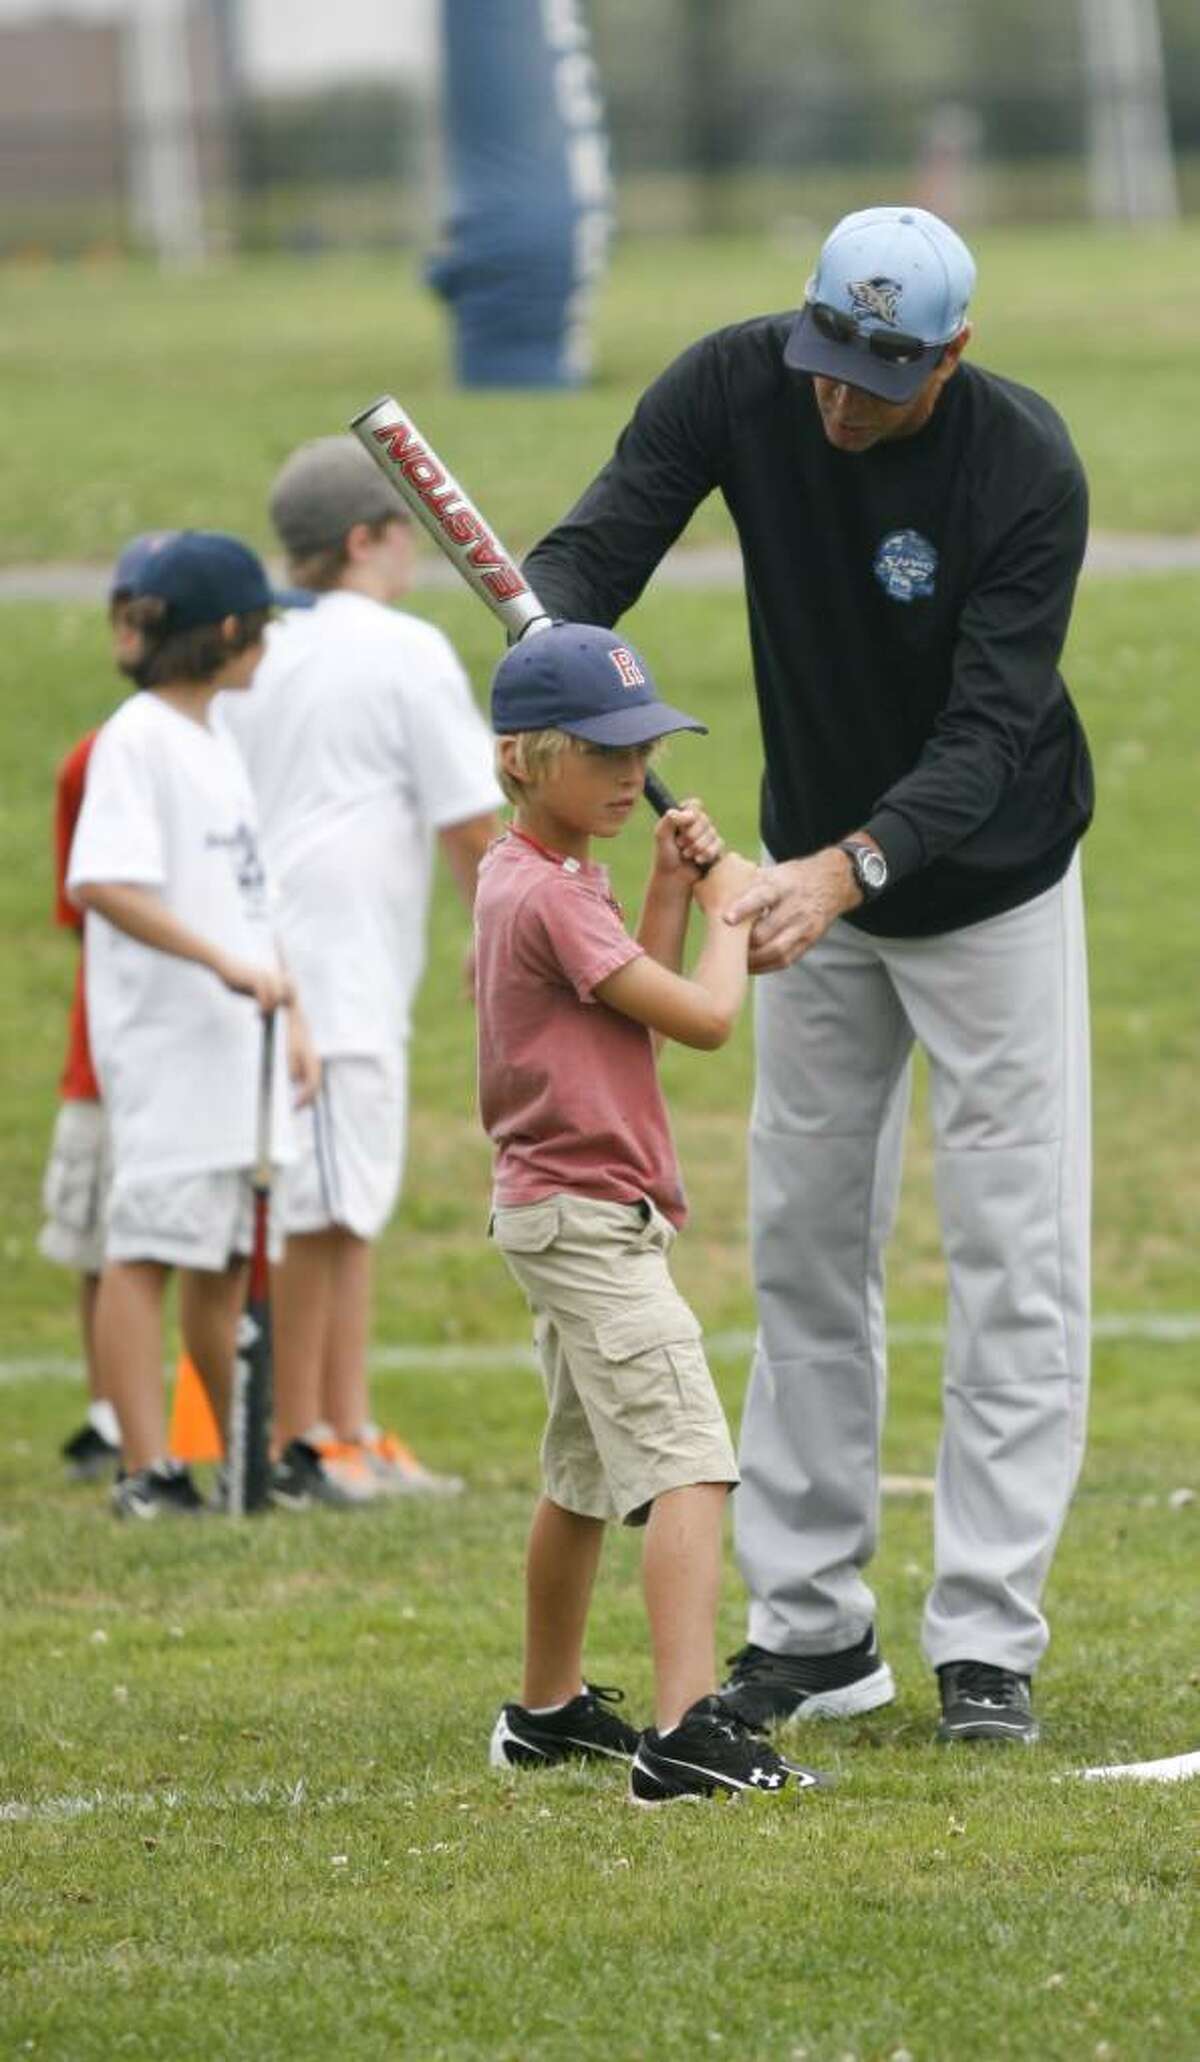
[
  {"left": 642, "top": 768, "right": 715, "bottom": 875},
  {"left": 227, "top": 1008, "right": 276, "bottom": 1517}
]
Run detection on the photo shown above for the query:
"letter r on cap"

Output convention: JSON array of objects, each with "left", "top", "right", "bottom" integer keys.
[{"left": 609, "top": 646, "right": 645, "bottom": 689}]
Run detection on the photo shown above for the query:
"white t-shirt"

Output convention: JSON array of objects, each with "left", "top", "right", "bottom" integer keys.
[
  {"left": 67, "top": 691, "right": 292, "bottom": 1179},
  {"left": 221, "top": 592, "right": 501, "bottom": 1057}
]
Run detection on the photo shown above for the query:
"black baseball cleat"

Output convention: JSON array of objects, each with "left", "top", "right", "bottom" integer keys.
[
  {"left": 718, "top": 1624, "right": 895, "bottom": 1726},
  {"left": 489, "top": 1684, "right": 640, "bottom": 1769},
  {"left": 936, "top": 1662, "right": 1040, "bottom": 1745},
  {"left": 111, "top": 1460, "right": 206, "bottom": 1520},
  {"left": 62, "top": 1421, "right": 121, "bottom": 1482},
  {"left": 630, "top": 1696, "right": 832, "bottom": 1806}
]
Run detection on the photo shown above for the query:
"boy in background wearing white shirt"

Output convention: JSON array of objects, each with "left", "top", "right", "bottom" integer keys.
[
  {"left": 223, "top": 438, "right": 502, "bottom": 1508},
  {"left": 69, "top": 532, "right": 320, "bottom": 1519},
  {"left": 40, "top": 533, "right": 177, "bottom": 1482}
]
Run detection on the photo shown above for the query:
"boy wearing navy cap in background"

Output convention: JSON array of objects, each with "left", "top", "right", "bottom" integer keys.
[
  {"left": 477, "top": 622, "right": 829, "bottom": 1806},
  {"left": 40, "top": 533, "right": 177, "bottom": 1481},
  {"left": 67, "top": 532, "right": 320, "bottom": 1518}
]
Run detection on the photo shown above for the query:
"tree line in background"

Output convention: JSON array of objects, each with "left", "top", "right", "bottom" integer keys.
[
  {"left": 592, "top": 0, "right": 1200, "bottom": 171},
  {"left": 3, "top": 0, "right": 1198, "bottom": 258}
]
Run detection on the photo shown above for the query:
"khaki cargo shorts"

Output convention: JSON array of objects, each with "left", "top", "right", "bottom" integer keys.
[{"left": 491, "top": 1193, "right": 738, "bottom": 1526}]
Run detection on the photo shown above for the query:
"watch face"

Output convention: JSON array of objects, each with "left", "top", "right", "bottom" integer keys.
[{"left": 861, "top": 850, "right": 888, "bottom": 891}]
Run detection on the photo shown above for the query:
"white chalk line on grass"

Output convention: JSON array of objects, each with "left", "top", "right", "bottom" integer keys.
[
  {"left": 0, "top": 1778, "right": 351, "bottom": 1824},
  {"left": 1, "top": 1313, "right": 1198, "bottom": 1390},
  {"left": 6, "top": 1754, "right": 1197, "bottom": 1824}
]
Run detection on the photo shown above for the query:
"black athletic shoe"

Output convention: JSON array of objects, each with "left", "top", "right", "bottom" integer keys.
[
  {"left": 269, "top": 1439, "right": 360, "bottom": 1511},
  {"left": 936, "top": 1662, "right": 1040, "bottom": 1745},
  {"left": 62, "top": 1422, "right": 121, "bottom": 1482},
  {"left": 718, "top": 1624, "right": 895, "bottom": 1726},
  {"left": 112, "top": 1460, "right": 206, "bottom": 1520},
  {"left": 489, "top": 1684, "right": 640, "bottom": 1769},
  {"left": 630, "top": 1696, "right": 831, "bottom": 1806}
]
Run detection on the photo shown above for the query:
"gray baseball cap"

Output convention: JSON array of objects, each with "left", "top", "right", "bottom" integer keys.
[{"left": 268, "top": 434, "right": 409, "bottom": 555}]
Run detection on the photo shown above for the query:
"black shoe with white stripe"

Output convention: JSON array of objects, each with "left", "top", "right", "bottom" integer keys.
[
  {"left": 936, "top": 1662, "right": 1040, "bottom": 1745},
  {"left": 62, "top": 1421, "right": 121, "bottom": 1482},
  {"left": 489, "top": 1684, "right": 640, "bottom": 1769},
  {"left": 630, "top": 1696, "right": 831, "bottom": 1806},
  {"left": 111, "top": 1460, "right": 206, "bottom": 1521},
  {"left": 718, "top": 1624, "right": 895, "bottom": 1727}
]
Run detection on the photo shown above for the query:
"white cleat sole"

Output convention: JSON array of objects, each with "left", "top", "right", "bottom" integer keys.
[{"left": 785, "top": 1662, "right": 896, "bottom": 1721}]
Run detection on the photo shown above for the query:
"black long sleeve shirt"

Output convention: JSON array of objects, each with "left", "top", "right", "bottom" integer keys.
[{"left": 524, "top": 315, "right": 1094, "bottom": 937}]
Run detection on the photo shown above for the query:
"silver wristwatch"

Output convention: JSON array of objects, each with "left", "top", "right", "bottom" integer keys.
[{"left": 837, "top": 838, "right": 889, "bottom": 901}]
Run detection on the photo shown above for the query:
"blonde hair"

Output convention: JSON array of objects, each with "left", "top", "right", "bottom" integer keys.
[
  {"left": 495, "top": 728, "right": 575, "bottom": 806},
  {"left": 495, "top": 730, "right": 662, "bottom": 807}
]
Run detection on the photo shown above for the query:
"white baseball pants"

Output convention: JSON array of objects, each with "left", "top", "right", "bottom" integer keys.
[{"left": 735, "top": 856, "right": 1090, "bottom": 1676}]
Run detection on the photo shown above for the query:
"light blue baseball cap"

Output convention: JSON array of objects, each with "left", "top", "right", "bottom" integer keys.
[{"left": 784, "top": 205, "right": 976, "bottom": 403}]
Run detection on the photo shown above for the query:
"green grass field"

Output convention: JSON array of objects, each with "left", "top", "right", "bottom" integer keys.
[{"left": 1, "top": 232, "right": 1198, "bottom": 2061}]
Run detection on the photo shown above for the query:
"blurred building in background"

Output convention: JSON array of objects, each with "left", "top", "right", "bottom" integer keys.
[{"left": 0, "top": 0, "right": 1196, "bottom": 264}]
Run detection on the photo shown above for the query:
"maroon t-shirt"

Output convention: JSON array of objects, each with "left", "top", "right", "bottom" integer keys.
[{"left": 475, "top": 831, "right": 687, "bottom": 1226}]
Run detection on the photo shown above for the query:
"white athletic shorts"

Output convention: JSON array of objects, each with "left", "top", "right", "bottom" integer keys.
[
  {"left": 283, "top": 1053, "right": 407, "bottom": 1241},
  {"left": 105, "top": 1166, "right": 287, "bottom": 1271},
  {"left": 39, "top": 1099, "right": 112, "bottom": 1275}
]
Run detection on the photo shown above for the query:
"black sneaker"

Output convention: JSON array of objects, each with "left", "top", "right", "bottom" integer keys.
[
  {"left": 489, "top": 1684, "right": 640, "bottom": 1769},
  {"left": 718, "top": 1625, "right": 895, "bottom": 1726},
  {"left": 112, "top": 1460, "right": 206, "bottom": 1520},
  {"left": 62, "top": 1421, "right": 121, "bottom": 1482},
  {"left": 630, "top": 1696, "right": 831, "bottom": 1806},
  {"left": 269, "top": 1439, "right": 360, "bottom": 1510},
  {"left": 936, "top": 1662, "right": 1040, "bottom": 1745}
]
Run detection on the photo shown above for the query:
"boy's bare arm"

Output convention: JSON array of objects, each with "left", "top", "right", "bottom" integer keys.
[
  {"left": 75, "top": 882, "right": 292, "bottom": 1014},
  {"left": 595, "top": 852, "right": 758, "bottom": 1051},
  {"left": 636, "top": 802, "right": 726, "bottom": 973}
]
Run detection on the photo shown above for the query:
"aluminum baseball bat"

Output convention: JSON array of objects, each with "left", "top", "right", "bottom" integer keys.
[{"left": 349, "top": 394, "right": 685, "bottom": 826}]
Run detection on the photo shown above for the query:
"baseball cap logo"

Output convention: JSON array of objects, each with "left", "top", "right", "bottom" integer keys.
[
  {"left": 608, "top": 645, "right": 646, "bottom": 690},
  {"left": 848, "top": 276, "right": 902, "bottom": 326}
]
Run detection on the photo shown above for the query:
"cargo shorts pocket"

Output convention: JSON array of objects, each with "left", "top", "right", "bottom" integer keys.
[
  {"left": 490, "top": 1200, "right": 561, "bottom": 1253},
  {"left": 43, "top": 1142, "right": 102, "bottom": 1233},
  {"left": 593, "top": 1304, "right": 716, "bottom": 1417}
]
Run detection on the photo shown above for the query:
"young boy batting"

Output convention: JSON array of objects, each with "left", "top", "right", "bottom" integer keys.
[
  {"left": 476, "top": 622, "right": 829, "bottom": 1805},
  {"left": 67, "top": 531, "right": 319, "bottom": 1518}
]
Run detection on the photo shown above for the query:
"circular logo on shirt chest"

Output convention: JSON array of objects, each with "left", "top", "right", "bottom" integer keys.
[{"left": 874, "top": 529, "right": 938, "bottom": 604}]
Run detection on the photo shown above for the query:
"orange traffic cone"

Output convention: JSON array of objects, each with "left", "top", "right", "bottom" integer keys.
[{"left": 167, "top": 1354, "right": 224, "bottom": 1463}]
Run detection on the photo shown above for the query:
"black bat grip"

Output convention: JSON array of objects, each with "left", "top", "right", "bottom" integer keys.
[
  {"left": 643, "top": 768, "right": 679, "bottom": 818},
  {"left": 642, "top": 768, "right": 715, "bottom": 876}
]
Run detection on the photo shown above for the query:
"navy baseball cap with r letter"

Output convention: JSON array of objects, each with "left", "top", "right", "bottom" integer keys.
[
  {"left": 126, "top": 530, "right": 282, "bottom": 631},
  {"left": 785, "top": 205, "right": 976, "bottom": 403},
  {"left": 491, "top": 623, "right": 707, "bottom": 747}
]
